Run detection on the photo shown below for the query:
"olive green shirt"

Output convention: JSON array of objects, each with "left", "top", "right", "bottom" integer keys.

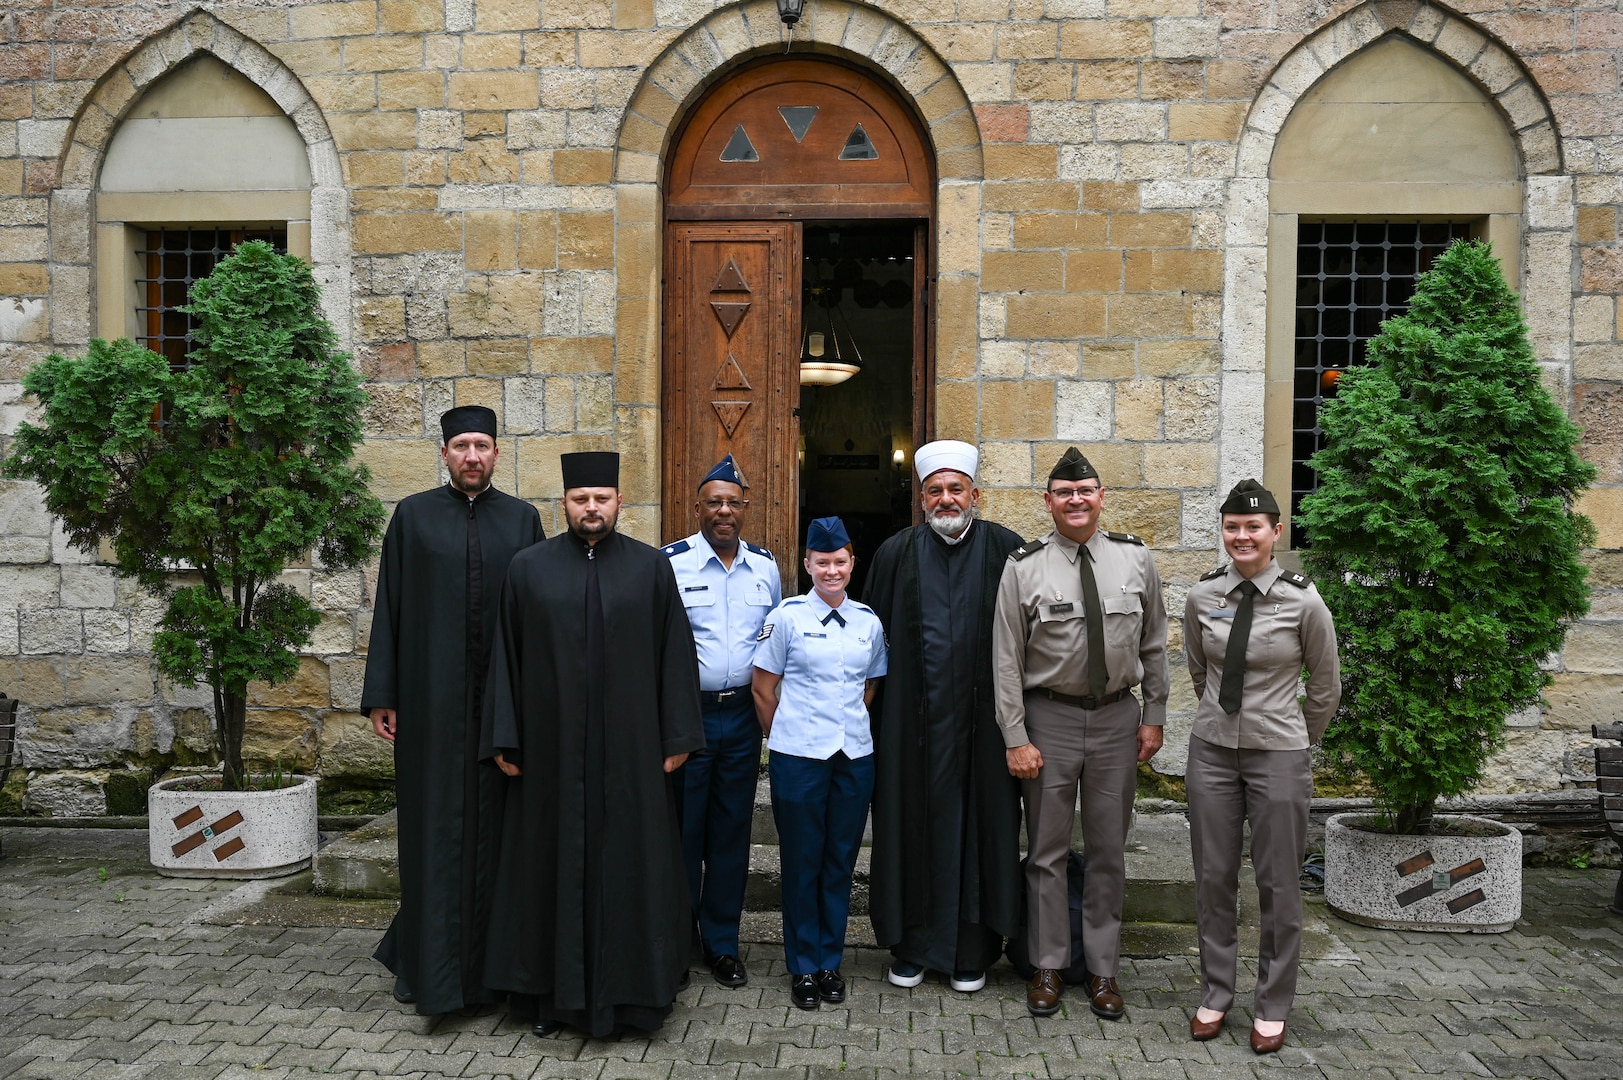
[
  {"left": 992, "top": 527, "right": 1170, "bottom": 748},
  {"left": 1183, "top": 559, "right": 1341, "bottom": 750}
]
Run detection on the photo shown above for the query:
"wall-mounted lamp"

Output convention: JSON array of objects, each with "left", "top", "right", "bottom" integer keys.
[
  {"left": 892, "top": 448, "right": 905, "bottom": 466},
  {"left": 777, "top": 0, "right": 807, "bottom": 25}
]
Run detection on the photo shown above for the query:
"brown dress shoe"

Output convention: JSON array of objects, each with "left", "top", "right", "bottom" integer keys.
[
  {"left": 1083, "top": 974, "right": 1124, "bottom": 1020},
  {"left": 1026, "top": 968, "right": 1063, "bottom": 1017},
  {"left": 1250, "top": 1024, "right": 1286, "bottom": 1055},
  {"left": 1189, "top": 1012, "right": 1224, "bottom": 1041}
]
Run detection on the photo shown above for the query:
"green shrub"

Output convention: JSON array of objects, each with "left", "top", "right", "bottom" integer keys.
[
  {"left": 5, "top": 242, "right": 385, "bottom": 791},
  {"left": 1298, "top": 239, "right": 1595, "bottom": 834}
]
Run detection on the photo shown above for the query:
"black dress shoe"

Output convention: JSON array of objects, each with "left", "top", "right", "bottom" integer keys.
[
  {"left": 709, "top": 953, "right": 748, "bottom": 988},
  {"left": 531, "top": 1018, "right": 564, "bottom": 1037},
  {"left": 814, "top": 969, "right": 845, "bottom": 1004},
  {"left": 391, "top": 977, "right": 414, "bottom": 1004},
  {"left": 790, "top": 973, "right": 820, "bottom": 1010}
]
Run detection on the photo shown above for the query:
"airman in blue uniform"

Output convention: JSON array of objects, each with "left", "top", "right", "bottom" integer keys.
[
  {"left": 664, "top": 455, "right": 781, "bottom": 988},
  {"left": 752, "top": 516, "right": 888, "bottom": 1010}
]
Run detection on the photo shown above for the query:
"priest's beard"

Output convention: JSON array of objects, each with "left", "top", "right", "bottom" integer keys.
[
  {"left": 450, "top": 465, "right": 491, "bottom": 496},
  {"left": 927, "top": 505, "right": 974, "bottom": 539},
  {"left": 567, "top": 505, "right": 618, "bottom": 542}
]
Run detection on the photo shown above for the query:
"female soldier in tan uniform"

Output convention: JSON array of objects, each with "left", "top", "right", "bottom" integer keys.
[{"left": 1183, "top": 479, "right": 1340, "bottom": 1055}]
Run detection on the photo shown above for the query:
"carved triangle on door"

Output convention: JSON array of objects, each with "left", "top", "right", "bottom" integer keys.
[
  {"left": 711, "top": 400, "right": 751, "bottom": 439},
  {"left": 712, "top": 352, "right": 752, "bottom": 390},
  {"left": 712, "top": 258, "right": 750, "bottom": 293},
  {"left": 710, "top": 301, "right": 750, "bottom": 338}
]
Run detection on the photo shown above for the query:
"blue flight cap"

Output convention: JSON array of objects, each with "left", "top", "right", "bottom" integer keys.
[
  {"left": 805, "top": 516, "right": 851, "bottom": 553},
  {"left": 698, "top": 454, "right": 747, "bottom": 492}
]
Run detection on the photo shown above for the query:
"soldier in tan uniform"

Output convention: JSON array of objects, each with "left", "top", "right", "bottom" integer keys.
[
  {"left": 1183, "top": 479, "right": 1339, "bottom": 1055},
  {"left": 992, "top": 447, "right": 1168, "bottom": 1020}
]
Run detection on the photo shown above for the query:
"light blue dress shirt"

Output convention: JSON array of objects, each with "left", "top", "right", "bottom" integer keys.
[
  {"left": 664, "top": 531, "right": 782, "bottom": 692},
  {"left": 753, "top": 590, "right": 888, "bottom": 760}
]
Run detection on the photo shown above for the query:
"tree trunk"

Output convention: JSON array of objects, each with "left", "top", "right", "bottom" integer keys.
[
  {"left": 217, "top": 685, "right": 248, "bottom": 791},
  {"left": 1394, "top": 797, "right": 1437, "bottom": 835}
]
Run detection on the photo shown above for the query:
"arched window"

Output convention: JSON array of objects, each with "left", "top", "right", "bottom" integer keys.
[
  {"left": 1263, "top": 36, "right": 1522, "bottom": 546},
  {"left": 95, "top": 54, "right": 312, "bottom": 365}
]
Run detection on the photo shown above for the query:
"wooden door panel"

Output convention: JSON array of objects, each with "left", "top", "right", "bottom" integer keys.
[{"left": 663, "top": 222, "right": 801, "bottom": 587}]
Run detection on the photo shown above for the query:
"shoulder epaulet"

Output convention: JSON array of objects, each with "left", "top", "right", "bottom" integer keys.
[
  {"left": 744, "top": 541, "right": 772, "bottom": 559},
  {"left": 846, "top": 599, "right": 874, "bottom": 614},
  {"left": 1010, "top": 538, "right": 1046, "bottom": 562},
  {"left": 1199, "top": 565, "right": 1227, "bottom": 582},
  {"left": 661, "top": 540, "right": 690, "bottom": 557},
  {"left": 783, "top": 595, "right": 808, "bottom": 605},
  {"left": 1104, "top": 530, "right": 1146, "bottom": 546},
  {"left": 1279, "top": 570, "right": 1312, "bottom": 588}
]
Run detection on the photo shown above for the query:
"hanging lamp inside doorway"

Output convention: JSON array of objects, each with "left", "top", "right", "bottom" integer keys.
[{"left": 799, "top": 281, "right": 863, "bottom": 387}]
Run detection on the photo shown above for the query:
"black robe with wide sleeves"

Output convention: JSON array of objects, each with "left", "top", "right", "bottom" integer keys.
[
  {"left": 864, "top": 520, "right": 1026, "bottom": 970},
  {"left": 360, "top": 484, "right": 544, "bottom": 1016},
  {"left": 480, "top": 529, "right": 705, "bottom": 1036}
]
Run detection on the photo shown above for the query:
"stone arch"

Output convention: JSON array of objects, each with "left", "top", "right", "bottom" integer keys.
[
  {"left": 1218, "top": 0, "right": 1570, "bottom": 498},
  {"left": 614, "top": 1, "right": 981, "bottom": 185},
  {"left": 52, "top": 9, "right": 350, "bottom": 349}
]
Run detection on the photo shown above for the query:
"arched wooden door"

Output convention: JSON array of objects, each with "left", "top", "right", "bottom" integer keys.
[{"left": 662, "top": 58, "right": 936, "bottom": 584}]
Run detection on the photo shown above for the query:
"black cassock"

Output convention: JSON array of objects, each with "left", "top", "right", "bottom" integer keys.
[
  {"left": 361, "top": 484, "right": 544, "bottom": 1015},
  {"left": 864, "top": 519, "right": 1025, "bottom": 973},
  {"left": 480, "top": 529, "right": 705, "bottom": 1036}
]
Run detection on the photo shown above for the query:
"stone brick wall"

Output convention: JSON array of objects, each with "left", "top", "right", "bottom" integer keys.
[{"left": 0, "top": 0, "right": 1618, "bottom": 813}]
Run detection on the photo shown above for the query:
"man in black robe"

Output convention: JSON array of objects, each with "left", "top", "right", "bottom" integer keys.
[
  {"left": 362, "top": 405, "right": 545, "bottom": 1015},
  {"left": 481, "top": 451, "right": 705, "bottom": 1038},
  {"left": 864, "top": 440, "right": 1025, "bottom": 992}
]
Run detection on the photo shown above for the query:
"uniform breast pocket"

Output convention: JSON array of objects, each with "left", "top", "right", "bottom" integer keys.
[
  {"left": 1101, "top": 594, "right": 1143, "bottom": 650},
  {"left": 747, "top": 581, "right": 775, "bottom": 607},
  {"left": 1036, "top": 602, "right": 1083, "bottom": 631}
]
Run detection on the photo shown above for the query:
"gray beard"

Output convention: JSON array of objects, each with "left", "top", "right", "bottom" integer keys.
[{"left": 927, "top": 506, "right": 974, "bottom": 540}]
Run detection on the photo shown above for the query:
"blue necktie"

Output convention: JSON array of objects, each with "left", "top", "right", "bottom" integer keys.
[{"left": 821, "top": 609, "right": 845, "bottom": 628}]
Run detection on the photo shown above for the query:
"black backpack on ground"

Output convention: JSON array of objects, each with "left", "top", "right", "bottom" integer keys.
[{"left": 1005, "top": 849, "right": 1088, "bottom": 983}]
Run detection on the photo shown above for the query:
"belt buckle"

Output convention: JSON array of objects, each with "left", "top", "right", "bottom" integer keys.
[
  {"left": 715, "top": 689, "right": 736, "bottom": 701},
  {"left": 1079, "top": 694, "right": 1099, "bottom": 710}
]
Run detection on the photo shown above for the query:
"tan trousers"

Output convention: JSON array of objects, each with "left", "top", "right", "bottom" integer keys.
[
  {"left": 1186, "top": 734, "right": 1311, "bottom": 1021},
  {"left": 1020, "top": 691, "right": 1140, "bottom": 976}
]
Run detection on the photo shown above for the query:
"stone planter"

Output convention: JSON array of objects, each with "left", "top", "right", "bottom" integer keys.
[
  {"left": 148, "top": 774, "right": 317, "bottom": 879},
  {"left": 1324, "top": 812, "right": 1521, "bottom": 932}
]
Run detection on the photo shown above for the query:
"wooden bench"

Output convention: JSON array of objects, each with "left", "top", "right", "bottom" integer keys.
[{"left": 1596, "top": 721, "right": 1623, "bottom": 916}]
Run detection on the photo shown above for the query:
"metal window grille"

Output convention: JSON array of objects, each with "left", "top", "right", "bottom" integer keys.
[
  {"left": 136, "top": 227, "right": 287, "bottom": 371},
  {"left": 1290, "top": 220, "right": 1472, "bottom": 547}
]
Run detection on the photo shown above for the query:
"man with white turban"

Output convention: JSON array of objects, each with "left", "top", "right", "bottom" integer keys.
[{"left": 863, "top": 441, "right": 1026, "bottom": 992}]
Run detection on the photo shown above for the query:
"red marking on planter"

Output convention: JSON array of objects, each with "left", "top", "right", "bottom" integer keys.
[
  {"left": 170, "top": 808, "right": 247, "bottom": 859},
  {"left": 1395, "top": 851, "right": 1434, "bottom": 877},
  {"left": 172, "top": 806, "right": 203, "bottom": 829},
  {"left": 1446, "top": 888, "right": 1486, "bottom": 914},
  {"left": 213, "top": 836, "right": 246, "bottom": 861}
]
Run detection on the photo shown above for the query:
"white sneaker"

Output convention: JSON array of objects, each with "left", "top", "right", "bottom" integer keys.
[
  {"left": 949, "top": 970, "right": 986, "bottom": 993},
  {"left": 887, "top": 961, "right": 926, "bottom": 988}
]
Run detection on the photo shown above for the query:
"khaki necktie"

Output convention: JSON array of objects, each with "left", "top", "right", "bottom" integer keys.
[
  {"left": 1218, "top": 579, "right": 1259, "bottom": 715},
  {"left": 1078, "top": 546, "right": 1109, "bottom": 697}
]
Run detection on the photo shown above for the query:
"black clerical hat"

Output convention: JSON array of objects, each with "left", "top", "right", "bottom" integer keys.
[
  {"left": 561, "top": 451, "right": 619, "bottom": 490},
  {"left": 1219, "top": 478, "right": 1280, "bottom": 516},
  {"left": 440, "top": 405, "right": 498, "bottom": 444},
  {"left": 1048, "top": 446, "right": 1099, "bottom": 483}
]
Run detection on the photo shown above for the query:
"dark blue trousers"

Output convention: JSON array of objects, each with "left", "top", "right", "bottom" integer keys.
[
  {"left": 682, "top": 694, "right": 762, "bottom": 958},
  {"left": 769, "top": 749, "right": 874, "bottom": 976}
]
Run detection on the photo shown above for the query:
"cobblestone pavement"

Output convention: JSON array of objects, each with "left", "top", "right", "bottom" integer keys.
[{"left": 2, "top": 828, "right": 1620, "bottom": 1080}]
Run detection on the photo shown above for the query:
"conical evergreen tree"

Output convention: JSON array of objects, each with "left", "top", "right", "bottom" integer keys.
[{"left": 1298, "top": 239, "right": 1595, "bottom": 834}]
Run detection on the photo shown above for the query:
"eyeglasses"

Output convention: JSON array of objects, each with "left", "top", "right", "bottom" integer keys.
[
  {"left": 702, "top": 498, "right": 750, "bottom": 511},
  {"left": 1048, "top": 486, "right": 1100, "bottom": 501}
]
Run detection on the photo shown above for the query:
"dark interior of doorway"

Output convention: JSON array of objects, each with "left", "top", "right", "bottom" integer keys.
[{"left": 796, "top": 222, "right": 917, "bottom": 599}]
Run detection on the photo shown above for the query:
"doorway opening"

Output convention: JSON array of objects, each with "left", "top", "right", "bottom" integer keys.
[{"left": 796, "top": 223, "right": 917, "bottom": 597}]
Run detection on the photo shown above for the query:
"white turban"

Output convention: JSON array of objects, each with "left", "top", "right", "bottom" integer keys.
[{"left": 913, "top": 440, "right": 978, "bottom": 483}]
